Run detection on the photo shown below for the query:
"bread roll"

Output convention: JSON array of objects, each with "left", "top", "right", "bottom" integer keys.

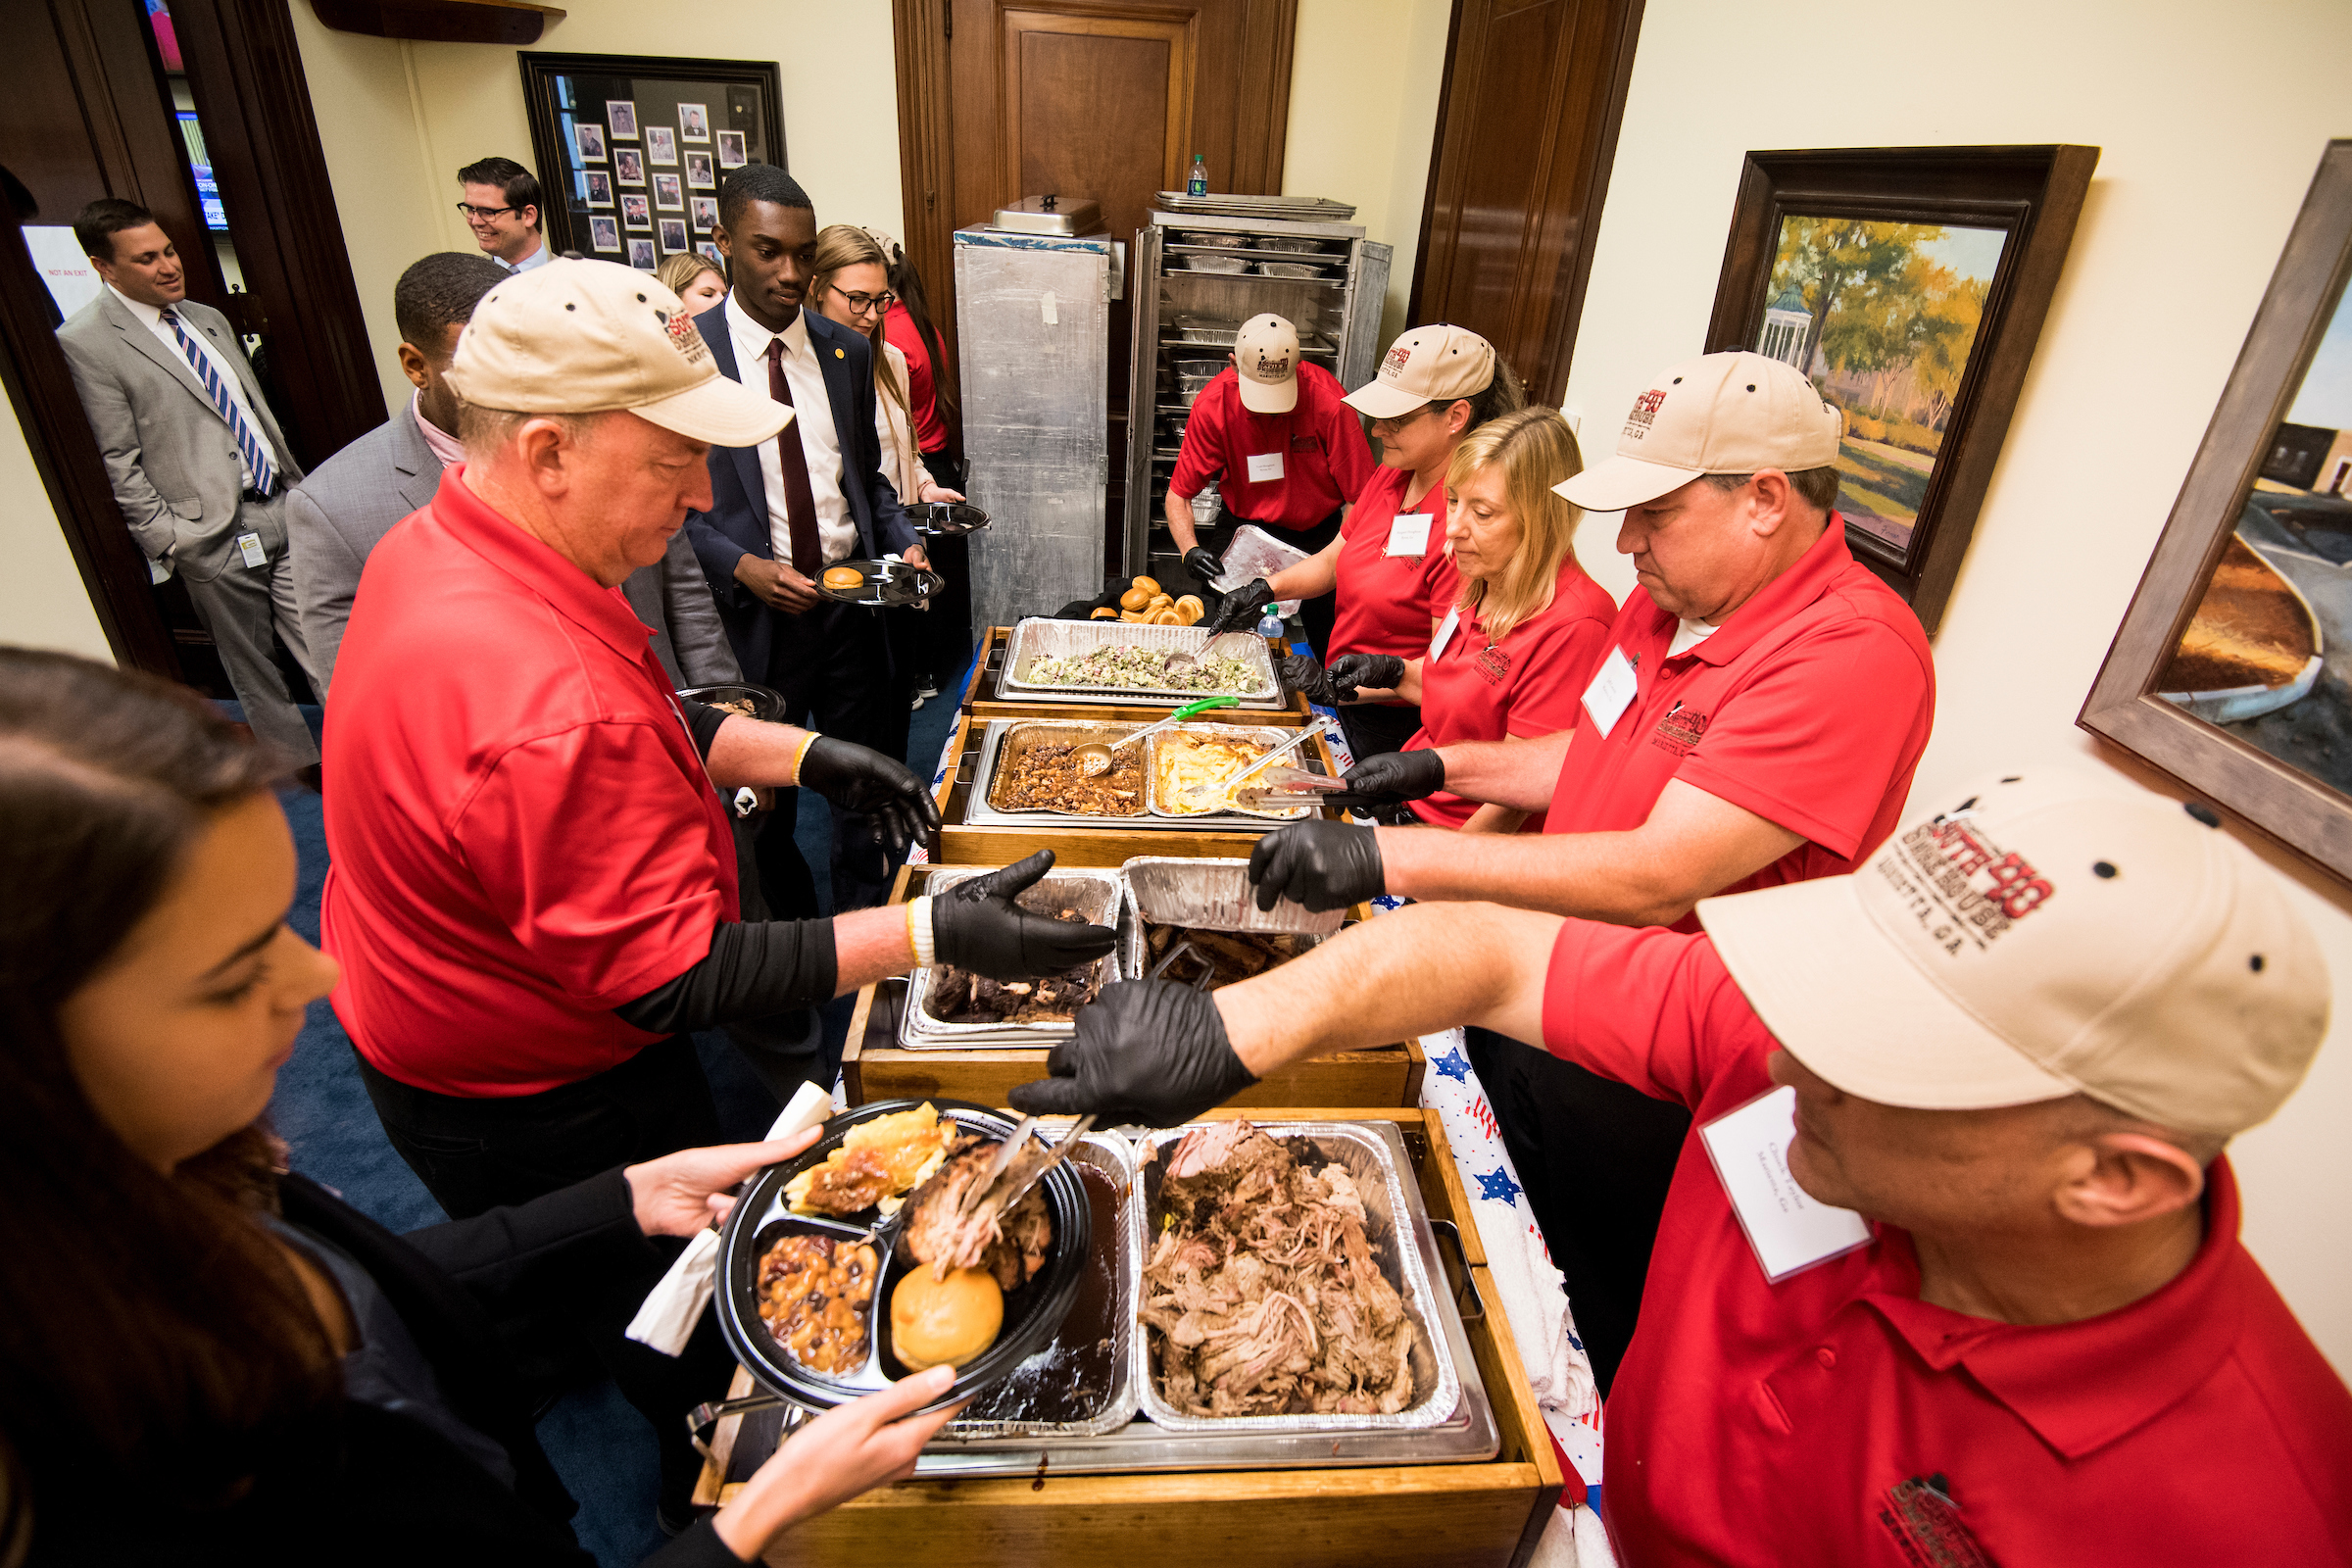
[
  {"left": 1173, "top": 595, "right": 1204, "bottom": 625},
  {"left": 1132, "top": 575, "right": 1161, "bottom": 596},
  {"left": 1090, "top": 606, "right": 1120, "bottom": 619},
  {"left": 891, "top": 1265, "right": 1004, "bottom": 1371},
  {"left": 1120, "top": 587, "right": 1152, "bottom": 612},
  {"left": 822, "top": 565, "right": 865, "bottom": 592},
  {"left": 1149, "top": 608, "right": 1182, "bottom": 625}
]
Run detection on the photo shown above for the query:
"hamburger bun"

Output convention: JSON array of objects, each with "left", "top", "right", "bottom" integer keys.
[
  {"left": 1132, "top": 575, "right": 1161, "bottom": 596},
  {"left": 1173, "top": 595, "right": 1204, "bottom": 625},
  {"left": 1090, "top": 606, "right": 1120, "bottom": 619},
  {"left": 1119, "top": 587, "right": 1152, "bottom": 612},
  {"left": 891, "top": 1265, "right": 1004, "bottom": 1371},
  {"left": 1149, "top": 608, "right": 1181, "bottom": 625},
  {"left": 822, "top": 565, "right": 866, "bottom": 592}
]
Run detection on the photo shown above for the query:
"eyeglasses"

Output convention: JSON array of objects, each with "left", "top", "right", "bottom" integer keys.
[
  {"left": 1368, "top": 402, "right": 1442, "bottom": 432},
  {"left": 827, "top": 283, "right": 897, "bottom": 314},
  {"left": 457, "top": 202, "right": 516, "bottom": 220}
]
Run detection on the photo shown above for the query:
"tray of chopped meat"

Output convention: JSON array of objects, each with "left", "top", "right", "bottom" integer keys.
[
  {"left": 1132, "top": 1119, "right": 1462, "bottom": 1433},
  {"left": 901, "top": 867, "right": 1125, "bottom": 1047},
  {"left": 981, "top": 720, "right": 1152, "bottom": 818}
]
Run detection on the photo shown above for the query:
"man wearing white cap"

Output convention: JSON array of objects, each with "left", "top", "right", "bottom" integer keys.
[
  {"left": 1016, "top": 767, "right": 2352, "bottom": 1563},
  {"left": 1242, "top": 350, "right": 1938, "bottom": 1385},
  {"left": 1164, "top": 311, "right": 1374, "bottom": 657}
]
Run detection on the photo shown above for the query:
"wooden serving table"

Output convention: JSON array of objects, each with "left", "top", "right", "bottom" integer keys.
[
  {"left": 958, "top": 624, "right": 1318, "bottom": 726},
  {"left": 844, "top": 864, "right": 1425, "bottom": 1109},
  {"left": 694, "top": 1107, "right": 1564, "bottom": 1568}
]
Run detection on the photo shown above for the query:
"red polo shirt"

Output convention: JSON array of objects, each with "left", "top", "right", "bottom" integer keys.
[
  {"left": 319, "top": 469, "right": 738, "bottom": 1098},
  {"left": 1330, "top": 464, "right": 1459, "bottom": 662},
  {"left": 1543, "top": 521, "right": 1934, "bottom": 922},
  {"left": 1405, "top": 559, "right": 1615, "bottom": 828},
  {"left": 882, "top": 304, "right": 944, "bottom": 454},
  {"left": 1541, "top": 918, "right": 2352, "bottom": 1566},
  {"left": 1168, "top": 362, "right": 1375, "bottom": 530}
]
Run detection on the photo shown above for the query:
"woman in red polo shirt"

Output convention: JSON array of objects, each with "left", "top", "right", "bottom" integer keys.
[
  {"left": 1210, "top": 323, "right": 1524, "bottom": 763},
  {"left": 1363, "top": 407, "right": 1614, "bottom": 831}
]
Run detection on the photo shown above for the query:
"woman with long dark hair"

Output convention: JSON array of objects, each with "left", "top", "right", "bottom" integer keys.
[{"left": 0, "top": 650, "right": 956, "bottom": 1564}]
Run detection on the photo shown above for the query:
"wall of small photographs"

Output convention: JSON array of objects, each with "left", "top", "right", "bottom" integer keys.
[{"left": 518, "top": 53, "right": 784, "bottom": 271}]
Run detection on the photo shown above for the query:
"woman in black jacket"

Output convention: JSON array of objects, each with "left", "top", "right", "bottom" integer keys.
[{"left": 0, "top": 650, "right": 958, "bottom": 1565}]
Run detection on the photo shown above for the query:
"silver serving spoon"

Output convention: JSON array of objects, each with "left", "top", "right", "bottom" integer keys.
[
  {"left": 1162, "top": 628, "right": 1263, "bottom": 678},
  {"left": 1070, "top": 695, "right": 1240, "bottom": 777}
]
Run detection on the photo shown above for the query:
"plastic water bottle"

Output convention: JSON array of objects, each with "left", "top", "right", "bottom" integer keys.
[
  {"left": 1255, "top": 610, "right": 1285, "bottom": 642},
  {"left": 1187, "top": 154, "right": 1208, "bottom": 198}
]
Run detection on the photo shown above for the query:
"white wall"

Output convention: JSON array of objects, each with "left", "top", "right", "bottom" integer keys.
[
  {"left": 1563, "top": 0, "right": 2352, "bottom": 1371},
  {"left": 0, "top": 413, "right": 113, "bottom": 660}
]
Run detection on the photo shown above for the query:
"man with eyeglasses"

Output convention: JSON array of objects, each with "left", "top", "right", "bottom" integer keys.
[{"left": 457, "top": 156, "right": 548, "bottom": 272}]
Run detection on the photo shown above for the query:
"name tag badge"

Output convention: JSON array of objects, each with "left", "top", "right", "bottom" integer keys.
[
  {"left": 1429, "top": 606, "right": 1460, "bottom": 661},
  {"left": 235, "top": 531, "right": 268, "bottom": 569},
  {"left": 1698, "top": 1086, "right": 1873, "bottom": 1283},
  {"left": 1246, "top": 451, "right": 1285, "bottom": 483},
  {"left": 1383, "top": 513, "right": 1433, "bottom": 558},
  {"left": 1580, "top": 645, "right": 1639, "bottom": 737}
]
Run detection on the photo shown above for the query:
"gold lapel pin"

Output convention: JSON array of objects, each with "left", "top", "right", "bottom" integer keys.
[{"left": 834, "top": 347, "right": 845, "bottom": 359}]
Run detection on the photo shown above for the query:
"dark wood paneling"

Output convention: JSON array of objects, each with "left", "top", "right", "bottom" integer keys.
[
  {"left": 1409, "top": 0, "right": 1642, "bottom": 402},
  {"left": 1009, "top": 23, "right": 1180, "bottom": 247}
]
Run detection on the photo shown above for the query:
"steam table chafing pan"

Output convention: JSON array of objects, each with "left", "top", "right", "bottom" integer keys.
[
  {"left": 1001, "top": 615, "right": 1281, "bottom": 704},
  {"left": 964, "top": 719, "right": 1325, "bottom": 833},
  {"left": 899, "top": 866, "right": 1125, "bottom": 1049}
]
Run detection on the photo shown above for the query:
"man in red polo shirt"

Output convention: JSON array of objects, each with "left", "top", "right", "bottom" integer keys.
[
  {"left": 1245, "top": 351, "right": 1936, "bottom": 1385},
  {"left": 1165, "top": 312, "right": 1375, "bottom": 657},
  {"left": 1018, "top": 768, "right": 2352, "bottom": 1564}
]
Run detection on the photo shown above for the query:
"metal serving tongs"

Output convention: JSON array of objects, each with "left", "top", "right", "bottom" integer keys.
[
  {"left": 1071, "top": 694, "right": 1239, "bottom": 777},
  {"left": 1232, "top": 765, "right": 1353, "bottom": 809},
  {"left": 1180, "top": 716, "right": 1329, "bottom": 804},
  {"left": 1162, "top": 628, "right": 1263, "bottom": 679}
]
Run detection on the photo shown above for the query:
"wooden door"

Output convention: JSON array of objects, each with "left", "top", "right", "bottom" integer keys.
[{"left": 1409, "top": 0, "right": 1644, "bottom": 403}]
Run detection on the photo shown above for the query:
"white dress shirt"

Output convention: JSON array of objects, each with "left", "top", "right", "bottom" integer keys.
[
  {"left": 502, "top": 238, "right": 552, "bottom": 272},
  {"left": 723, "top": 292, "right": 857, "bottom": 565},
  {"left": 112, "top": 284, "right": 272, "bottom": 488}
]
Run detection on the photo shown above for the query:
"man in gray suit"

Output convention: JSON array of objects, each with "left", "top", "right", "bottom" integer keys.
[
  {"left": 288, "top": 251, "right": 743, "bottom": 697},
  {"left": 59, "top": 198, "right": 318, "bottom": 767}
]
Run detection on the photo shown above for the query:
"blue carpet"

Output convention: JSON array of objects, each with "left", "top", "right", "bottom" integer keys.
[{"left": 250, "top": 642, "right": 971, "bottom": 1566}]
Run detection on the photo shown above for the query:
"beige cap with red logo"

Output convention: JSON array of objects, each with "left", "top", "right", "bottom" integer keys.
[
  {"left": 1233, "top": 314, "right": 1301, "bottom": 414},
  {"left": 1694, "top": 767, "right": 2328, "bottom": 1139},
  {"left": 1556, "top": 350, "right": 1839, "bottom": 513},
  {"left": 448, "top": 257, "right": 791, "bottom": 447},
  {"left": 1343, "top": 323, "right": 1497, "bottom": 419}
]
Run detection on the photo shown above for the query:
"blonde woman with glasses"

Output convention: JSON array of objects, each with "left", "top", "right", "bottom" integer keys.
[
  {"left": 808, "top": 224, "right": 961, "bottom": 510},
  {"left": 1343, "top": 407, "right": 1616, "bottom": 833}
]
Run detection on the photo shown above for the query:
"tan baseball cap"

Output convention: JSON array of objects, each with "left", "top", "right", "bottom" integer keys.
[
  {"left": 1695, "top": 767, "right": 2329, "bottom": 1141},
  {"left": 446, "top": 257, "right": 791, "bottom": 447},
  {"left": 1556, "top": 350, "right": 1839, "bottom": 513},
  {"left": 1234, "top": 314, "right": 1300, "bottom": 414},
  {"left": 1343, "top": 323, "right": 1496, "bottom": 419}
]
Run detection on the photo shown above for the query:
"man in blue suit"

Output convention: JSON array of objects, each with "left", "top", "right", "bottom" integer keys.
[{"left": 685, "top": 165, "right": 929, "bottom": 913}]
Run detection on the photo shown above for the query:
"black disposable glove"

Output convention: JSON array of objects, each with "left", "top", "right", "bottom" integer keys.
[
  {"left": 1007, "top": 980, "right": 1257, "bottom": 1127},
  {"left": 1278, "top": 653, "right": 1343, "bottom": 707},
  {"left": 1205, "top": 577, "right": 1276, "bottom": 635},
  {"left": 1247, "top": 819, "right": 1385, "bottom": 912},
  {"left": 1182, "top": 545, "right": 1226, "bottom": 590},
  {"left": 796, "top": 735, "right": 942, "bottom": 856},
  {"left": 931, "top": 851, "right": 1118, "bottom": 982},
  {"left": 1343, "top": 747, "right": 1446, "bottom": 804},
  {"left": 1325, "top": 654, "right": 1406, "bottom": 701}
]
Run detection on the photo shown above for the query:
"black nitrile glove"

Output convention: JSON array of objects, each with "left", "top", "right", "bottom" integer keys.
[
  {"left": 796, "top": 736, "right": 941, "bottom": 856},
  {"left": 931, "top": 851, "right": 1117, "bottom": 981},
  {"left": 1324, "top": 654, "right": 1407, "bottom": 702},
  {"left": 1182, "top": 546, "right": 1226, "bottom": 590},
  {"left": 1006, "top": 980, "right": 1256, "bottom": 1126},
  {"left": 1279, "top": 653, "right": 1343, "bottom": 707},
  {"left": 1205, "top": 577, "right": 1276, "bottom": 634},
  {"left": 1247, "top": 820, "right": 1385, "bottom": 912},
  {"left": 1343, "top": 747, "right": 1446, "bottom": 804}
]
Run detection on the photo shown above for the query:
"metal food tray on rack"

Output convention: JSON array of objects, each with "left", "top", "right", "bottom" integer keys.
[
  {"left": 1133, "top": 1119, "right": 1466, "bottom": 1435},
  {"left": 965, "top": 720, "right": 1320, "bottom": 832},
  {"left": 1002, "top": 616, "right": 1281, "bottom": 704},
  {"left": 1119, "top": 858, "right": 1336, "bottom": 982},
  {"left": 1147, "top": 724, "right": 1315, "bottom": 821},
  {"left": 900, "top": 867, "right": 1125, "bottom": 1047}
]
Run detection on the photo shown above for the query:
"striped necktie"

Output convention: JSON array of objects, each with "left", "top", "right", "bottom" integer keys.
[{"left": 161, "top": 308, "right": 275, "bottom": 496}]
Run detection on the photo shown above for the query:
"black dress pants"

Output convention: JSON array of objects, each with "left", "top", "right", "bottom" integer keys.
[
  {"left": 1336, "top": 700, "right": 1424, "bottom": 763},
  {"left": 1463, "top": 1025, "right": 1692, "bottom": 1395},
  {"left": 920, "top": 450, "right": 974, "bottom": 686},
  {"left": 1202, "top": 506, "right": 1343, "bottom": 662},
  {"left": 354, "top": 1036, "right": 737, "bottom": 1514},
  {"left": 761, "top": 595, "right": 911, "bottom": 912}
]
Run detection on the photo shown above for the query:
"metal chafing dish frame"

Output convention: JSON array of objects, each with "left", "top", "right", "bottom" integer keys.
[
  {"left": 964, "top": 719, "right": 1322, "bottom": 832},
  {"left": 1000, "top": 616, "right": 1283, "bottom": 707},
  {"left": 900, "top": 867, "right": 1125, "bottom": 1046}
]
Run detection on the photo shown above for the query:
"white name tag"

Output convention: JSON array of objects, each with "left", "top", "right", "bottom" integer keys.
[
  {"left": 1580, "top": 645, "right": 1638, "bottom": 737},
  {"left": 1247, "top": 452, "right": 1285, "bottom": 483},
  {"left": 1429, "top": 606, "right": 1459, "bottom": 660},
  {"left": 235, "top": 531, "right": 268, "bottom": 569},
  {"left": 1383, "top": 512, "right": 1433, "bottom": 557},
  {"left": 1699, "top": 1086, "right": 1873, "bottom": 1283}
]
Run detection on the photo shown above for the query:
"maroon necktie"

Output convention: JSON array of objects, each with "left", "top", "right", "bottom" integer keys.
[{"left": 763, "top": 337, "right": 823, "bottom": 576}]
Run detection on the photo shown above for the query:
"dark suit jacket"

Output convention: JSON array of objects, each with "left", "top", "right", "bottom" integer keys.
[{"left": 681, "top": 304, "right": 916, "bottom": 680}]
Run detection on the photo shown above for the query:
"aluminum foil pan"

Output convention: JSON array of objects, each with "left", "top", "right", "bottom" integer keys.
[
  {"left": 1133, "top": 1121, "right": 1462, "bottom": 1434},
  {"left": 1173, "top": 230, "right": 1250, "bottom": 248},
  {"left": 1146, "top": 724, "right": 1315, "bottom": 821},
  {"left": 965, "top": 721, "right": 1302, "bottom": 831},
  {"left": 1122, "top": 855, "right": 1346, "bottom": 937},
  {"left": 939, "top": 1127, "right": 1143, "bottom": 1442},
  {"left": 1173, "top": 358, "right": 1224, "bottom": 377},
  {"left": 1176, "top": 255, "right": 1251, "bottom": 274},
  {"left": 1249, "top": 235, "right": 1332, "bottom": 253},
  {"left": 1256, "top": 261, "right": 1339, "bottom": 279},
  {"left": 1175, "top": 326, "right": 1239, "bottom": 346},
  {"left": 1002, "top": 616, "right": 1279, "bottom": 702},
  {"left": 902, "top": 867, "right": 1123, "bottom": 1043},
  {"left": 980, "top": 719, "right": 1152, "bottom": 818}
]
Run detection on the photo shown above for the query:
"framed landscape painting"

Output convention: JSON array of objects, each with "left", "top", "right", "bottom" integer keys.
[
  {"left": 2082, "top": 141, "right": 2352, "bottom": 884},
  {"left": 1705, "top": 146, "right": 2099, "bottom": 632}
]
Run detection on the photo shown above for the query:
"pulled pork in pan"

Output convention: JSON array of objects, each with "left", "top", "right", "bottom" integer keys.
[{"left": 1140, "top": 1120, "right": 1422, "bottom": 1418}]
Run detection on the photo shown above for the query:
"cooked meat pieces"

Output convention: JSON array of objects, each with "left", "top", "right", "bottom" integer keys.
[
  {"left": 1141, "top": 1120, "right": 1421, "bottom": 1418},
  {"left": 797, "top": 1147, "right": 896, "bottom": 1215},
  {"left": 902, "top": 1133, "right": 1054, "bottom": 1293},
  {"left": 934, "top": 963, "right": 1100, "bottom": 1024},
  {"left": 989, "top": 739, "right": 1146, "bottom": 816},
  {"left": 1145, "top": 924, "right": 1308, "bottom": 989}
]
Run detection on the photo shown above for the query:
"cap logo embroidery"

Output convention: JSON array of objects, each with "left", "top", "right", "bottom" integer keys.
[
  {"left": 1625, "top": 387, "right": 1667, "bottom": 441},
  {"left": 1382, "top": 343, "right": 1414, "bottom": 380},
  {"left": 1251, "top": 350, "right": 1293, "bottom": 379},
  {"left": 663, "top": 308, "right": 710, "bottom": 365},
  {"left": 1883, "top": 817, "right": 2056, "bottom": 955}
]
